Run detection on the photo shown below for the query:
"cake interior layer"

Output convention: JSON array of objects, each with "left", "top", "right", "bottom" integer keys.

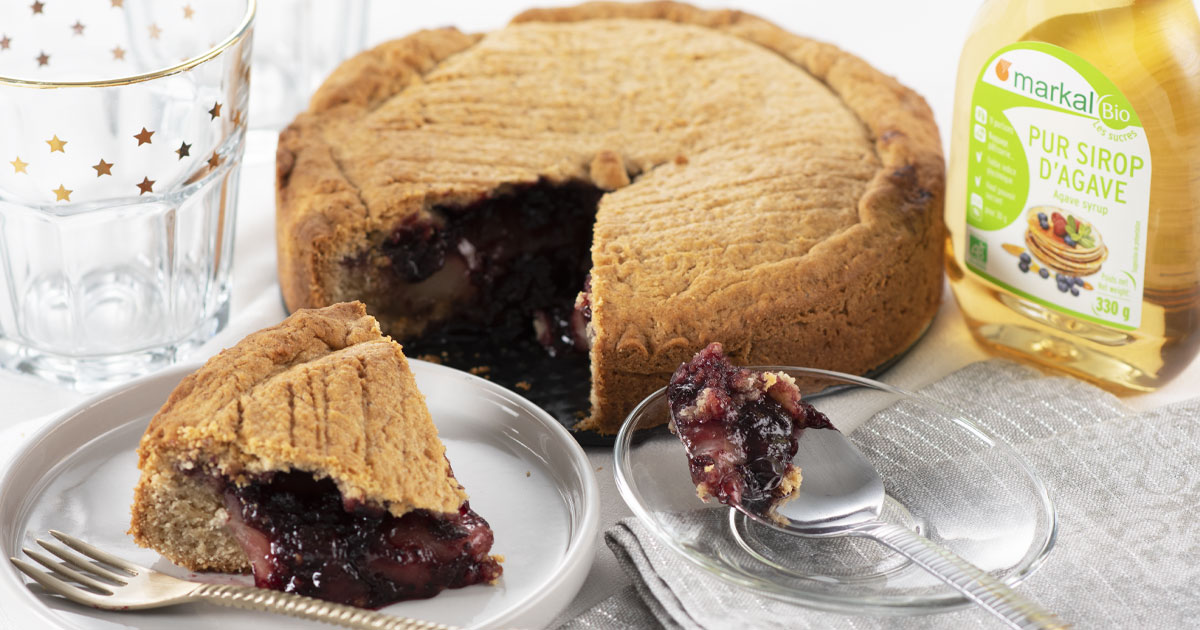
[
  {"left": 366, "top": 179, "right": 604, "bottom": 424},
  {"left": 222, "top": 470, "right": 501, "bottom": 609},
  {"left": 668, "top": 343, "right": 833, "bottom": 513}
]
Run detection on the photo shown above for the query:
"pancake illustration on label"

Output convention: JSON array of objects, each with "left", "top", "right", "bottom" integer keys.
[
  {"left": 999, "top": 206, "right": 1107, "bottom": 298},
  {"left": 1024, "top": 206, "right": 1107, "bottom": 276}
]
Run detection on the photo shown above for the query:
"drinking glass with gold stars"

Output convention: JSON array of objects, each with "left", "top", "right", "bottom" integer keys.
[{"left": 0, "top": 0, "right": 254, "bottom": 389}]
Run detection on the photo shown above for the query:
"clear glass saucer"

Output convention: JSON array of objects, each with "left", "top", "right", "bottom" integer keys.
[{"left": 612, "top": 367, "right": 1058, "bottom": 615}]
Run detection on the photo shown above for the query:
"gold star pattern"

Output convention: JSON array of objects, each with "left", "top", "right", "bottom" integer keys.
[
  {"left": 52, "top": 184, "right": 72, "bottom": 202},
  {"left": 208, "top": 102, "right": 222, "bottom": 120},
  {"left": 110, "top": 0, "right": 123, "bottom": 7},
  {"left": 10, "top": 157, "right": 29, "bottom": 174},
  {"left": 183, "top": 5, "right": 195, "bottom": 19},
  {"left": 45, "top": 135, "right": 66, "bottom": 152},
  {"left": 71, "top": 20, "right": 85, "bottom": 36},
  {"left": 231, "top": 109, "right": 243, "bottom": 126},
  {"left": 36, "top": 51, "right": 49, "bottom": 67},
  {"left": 112, "top": 46, "right": 125, "bottom": 61},
  {"left": 175, "top": 142, "right": 191, "bottom": 159},
  {"left": 136, "top": 177, "right": 155, "bottom": 195},
  {"left": 31, "top": 1, "right": 44, "bottom": 15},
  {"left": 0, "top": 35, "right": 11, "bottom": 50},
  {"left": 147, "top": 23, "right": 162, "bottom": 40},
  {"left": 92, "top": 159, "right": 113, "bottom": 177},
  {"left": 207, "top": 151, "right": 221, "bottom": 169},
  {"left": 133, "top": 127, "right": 154, "bottom": 146}
]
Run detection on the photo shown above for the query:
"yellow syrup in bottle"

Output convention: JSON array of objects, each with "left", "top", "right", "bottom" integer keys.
[{"left": 947, "top": 0, "right": 1200, "bottom": 391}]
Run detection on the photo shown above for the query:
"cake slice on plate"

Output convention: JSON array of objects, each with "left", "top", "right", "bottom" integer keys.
[
  {"left": 129, "top": 302, "right": 502, "bottom": 608},
  {"left": 667, "top": 342, "right": 833, "bottom": 521}
]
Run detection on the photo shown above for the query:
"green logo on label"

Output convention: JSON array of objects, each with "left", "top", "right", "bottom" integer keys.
[
  {"left": 1095, "top": 95, "right": 1136, "bottom": 131},
  {"left": 968, "top": 235, "right": 987, "bottom": 267},
  {"left": 989, "top": 43, "right": 1139, "bottom": 131},
  {"left": 1010, "top": 69, "right": 1096, "bottom": 115}
]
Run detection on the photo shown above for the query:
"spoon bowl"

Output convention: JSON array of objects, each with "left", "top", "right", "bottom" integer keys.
[{"left": 753, "top": 428, "right": 886, "bottom": 536}]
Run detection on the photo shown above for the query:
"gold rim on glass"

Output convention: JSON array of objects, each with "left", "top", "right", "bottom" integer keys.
[{"left": 0, "top": 0, "right": 256, "bottom": 89}]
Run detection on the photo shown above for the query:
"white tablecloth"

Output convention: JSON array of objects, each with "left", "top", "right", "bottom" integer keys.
[{"left": 2, "top": 2, "right": 1198, "bottom": 627}]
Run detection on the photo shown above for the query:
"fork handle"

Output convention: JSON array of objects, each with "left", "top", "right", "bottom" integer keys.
[
  {"left": 854, "top": 521, "right": 1069, "bottom": 630},
  {"left": 190, "top": 584, "right": 458, "bottom": 630}
]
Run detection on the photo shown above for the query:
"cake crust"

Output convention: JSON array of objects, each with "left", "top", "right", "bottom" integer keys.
[
  {"left": 130, "top": 302, "right": 468, "bottom": 571},
  {"left": 276, "top": 2, "right": 945, "bottom": 434}
]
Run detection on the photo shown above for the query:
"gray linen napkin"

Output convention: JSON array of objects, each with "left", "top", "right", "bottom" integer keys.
[{"left": 560, "top": 360, "right": 1200, "bottom": 629}]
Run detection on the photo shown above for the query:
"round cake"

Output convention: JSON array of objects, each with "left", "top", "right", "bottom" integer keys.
[{"left": 275, "top": 2, "right": 945, "bottom": 434}]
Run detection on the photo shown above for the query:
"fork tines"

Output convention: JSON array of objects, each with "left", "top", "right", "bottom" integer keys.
[{"left": 10, "top": 530, "right": 141, "bottom": 606}]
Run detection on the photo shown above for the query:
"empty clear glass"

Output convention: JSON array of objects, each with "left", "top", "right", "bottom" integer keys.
[
  {"left": 0, "top": 0, "right": 255, "bottom": 389},
  {"left": 249, "top": 0, "right": 367, "bottom": 131}
]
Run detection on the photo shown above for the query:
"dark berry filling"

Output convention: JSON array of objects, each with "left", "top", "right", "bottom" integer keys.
[
  {"left": 667, "top": 342, "right": 832, "bottom": 513},
  {"left": 377, "top": 179, "right": 603, "bottom": 424},
  {"left": 569, "top": 274, "right": 594, "bottom": 351},
  {"left": 384, "top": 218, "right": 447, "bottom": 283},
  {"left": 221, "top": 470, "right": 501, "bottom": 609}
]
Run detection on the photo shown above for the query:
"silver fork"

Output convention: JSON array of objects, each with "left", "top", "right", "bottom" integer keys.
[{"left": 10, "top": 530, "right": 456, "bottom": 630}]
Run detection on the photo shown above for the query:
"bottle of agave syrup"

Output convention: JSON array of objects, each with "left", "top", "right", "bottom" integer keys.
[{"left": 947, "top": 0, "right": 1200, "bottom": 391}]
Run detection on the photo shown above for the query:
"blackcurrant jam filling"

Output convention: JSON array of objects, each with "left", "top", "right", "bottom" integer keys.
[
  {"left": 220, "top": 470, "right": 501, "bottom": 609},
  {"left": 376, "top": 179, "right": 603, "bottom": 424},
  {"left": 667, "top": 343, "right": 832, "bottom": 513}
]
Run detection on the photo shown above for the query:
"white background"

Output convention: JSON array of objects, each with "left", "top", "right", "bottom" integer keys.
[{"left": 2, "top": 2, "right": 1197, "bottom": 627}]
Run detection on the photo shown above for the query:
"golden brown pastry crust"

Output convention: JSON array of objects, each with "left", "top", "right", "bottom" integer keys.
[
  {"left": 275, "top": 28, "right": 483, "bottom": 315},
  {"left": 133, "top": 302, "right": 466, "bottom": 516},
  {"left": 275, "top": 2, "right": 944, "bottom": 434}
]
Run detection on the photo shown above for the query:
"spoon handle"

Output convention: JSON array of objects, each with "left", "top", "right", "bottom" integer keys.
[{"left": 855, "top": 521, "right": 1068, "bottom": 630}]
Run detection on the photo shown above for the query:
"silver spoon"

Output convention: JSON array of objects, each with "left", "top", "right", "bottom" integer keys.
[{"left": 740, "top": 428, "right": 1069, "bottom": 630}]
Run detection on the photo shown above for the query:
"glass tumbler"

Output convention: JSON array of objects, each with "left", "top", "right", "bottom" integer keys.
[
  {"left": 249, "top": 0, "right": 367, "bottom": 131},
  {"left": 0, "top": 0, "right": 255, "bottom": 389}
]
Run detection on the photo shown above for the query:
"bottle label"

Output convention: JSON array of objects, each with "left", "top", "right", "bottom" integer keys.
[{"left": 964, "top": 42, "right": 1149, "bottom": 330}]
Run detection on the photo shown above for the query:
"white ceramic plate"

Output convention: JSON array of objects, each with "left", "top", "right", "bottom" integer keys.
[{"left": 0, "top": 360, "right": 599, "bottom": 630}]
